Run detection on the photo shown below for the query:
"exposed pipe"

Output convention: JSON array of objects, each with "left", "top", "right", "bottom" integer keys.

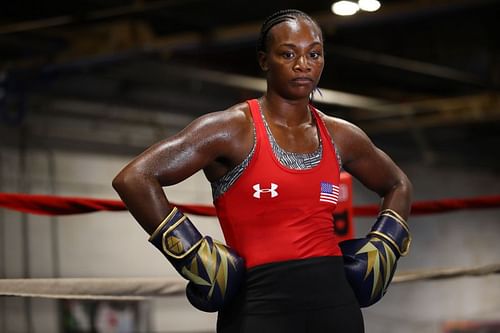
[
  {"left": 2, "top": 0, "right": 497, "bottom": 35},
  {"left": 0, "top": 0, "right": 204, "bottom": 35},
  {"left": 329, "top": 45, "right": 488, "bottom": 87},
  {"left": 154, "top": 63, "right": 391, "bottom": 109}
]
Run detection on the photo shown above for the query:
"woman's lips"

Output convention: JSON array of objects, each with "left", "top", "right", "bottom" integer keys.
[{"left": 292, "top": 77, "right": 314, "bottom": 84}]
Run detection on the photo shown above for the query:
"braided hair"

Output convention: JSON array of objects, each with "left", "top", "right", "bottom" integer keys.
[{"left": 256, "top": 9, "right": 322, "bottom": 53}]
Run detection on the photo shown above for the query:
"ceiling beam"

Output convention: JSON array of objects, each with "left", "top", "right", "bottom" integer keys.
[
  {"left": 117, "top": 62, "right": 392, "bottom": 109},
  {"left": 0, "top": 0, "right": 203, "bottom": 35},
  {"left": 356, "top": 93, "right": 500, "bottom": 133},
  {"left": 329, "top": 45, "right": 488, "bottom": 87},
  {"left": 2, "top": 0, "right": 496, "bottom": 36},
  {"left": 3, "top": 0, "right": 496, "bottom": 86}
]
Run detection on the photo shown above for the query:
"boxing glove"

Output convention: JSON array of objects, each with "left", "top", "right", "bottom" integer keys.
[
  {"left": 339, "top": 209, "right": 411, "bottom": 307},
  {"left": 149, "top": 207, "right": 245, "bottom": 312}
]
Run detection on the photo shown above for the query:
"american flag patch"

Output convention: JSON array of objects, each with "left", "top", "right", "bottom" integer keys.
[{"left": 320, "top": 181, "right": 340, "bottom": 204}]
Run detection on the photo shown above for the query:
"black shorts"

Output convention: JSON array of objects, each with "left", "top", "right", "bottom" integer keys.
[{"left": 217, "top": 256, "right": 364, "bottom": 333}]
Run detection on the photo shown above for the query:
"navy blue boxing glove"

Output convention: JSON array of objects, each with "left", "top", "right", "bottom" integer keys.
[
  {"left": 339, "top": 209, "right": 411, "bottom": 307},
  {"left": 149, "top": 207, "right": 245, "bottom": 312}
]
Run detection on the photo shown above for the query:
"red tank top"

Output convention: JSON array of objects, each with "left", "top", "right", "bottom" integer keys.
[{"left": 214, "top": 99, "right": 342, "bottom": 268}]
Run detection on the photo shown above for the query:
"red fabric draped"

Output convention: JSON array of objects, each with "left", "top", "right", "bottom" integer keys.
[
  {"left": 354, "top": 195, "right": 500, "bottom": 216},
  {"left": 0, "top": 193, "right": 216, "bottom": 216},
  {"left": 1, "top": 192, "right": 500, "bottom": 217}
]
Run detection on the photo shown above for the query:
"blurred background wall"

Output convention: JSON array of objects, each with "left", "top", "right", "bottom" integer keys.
[{"left": 1, "top": 0, "right": 500, "bottom": 332}]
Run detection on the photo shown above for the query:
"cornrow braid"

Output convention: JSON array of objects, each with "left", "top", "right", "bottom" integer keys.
[{"left": 257, "top": 9, "right": 319, "bottom": 53}]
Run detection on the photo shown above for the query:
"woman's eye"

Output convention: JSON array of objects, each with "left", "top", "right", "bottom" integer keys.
[
  {"left": 310, "top": 51, "right": 322, "bottom": 59},
  {"left": 282, "top": 52, "right": 295, "bottom": 59}
]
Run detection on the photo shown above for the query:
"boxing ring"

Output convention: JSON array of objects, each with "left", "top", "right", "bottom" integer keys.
[{"left": 1, "top": 192, "right": 500, "bottom": 301}]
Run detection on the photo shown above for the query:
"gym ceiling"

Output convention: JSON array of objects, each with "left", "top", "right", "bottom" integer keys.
[{"left": 1, "top": 0, "right": 499, "bottom": 168}]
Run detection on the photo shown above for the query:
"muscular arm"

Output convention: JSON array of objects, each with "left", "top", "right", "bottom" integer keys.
[
  {"left": 112, "top": 104, "right": 253, "bottom": 234},
  {"left": 326, "top": 117, "right": 413, "bottom": 220}
]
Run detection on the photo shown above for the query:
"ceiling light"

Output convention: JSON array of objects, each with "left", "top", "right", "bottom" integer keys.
[
  {"left": 331, "top": 1, "right": 359, "bottom": 16},
  {"left": 358, "top": 0, "right": 381, "bottom": 12}
]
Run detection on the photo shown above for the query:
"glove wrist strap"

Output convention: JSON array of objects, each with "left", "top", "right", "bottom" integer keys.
[
  {"left": 149, "top": 207, "right": 203, "bottom": 259},
  {"left": 369, "top": 209, "right": 411, "bottom": 257}
]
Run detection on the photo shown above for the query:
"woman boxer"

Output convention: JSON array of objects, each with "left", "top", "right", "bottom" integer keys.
[{"left": 113, "top": 9, "right": 412, "bottom": 332}]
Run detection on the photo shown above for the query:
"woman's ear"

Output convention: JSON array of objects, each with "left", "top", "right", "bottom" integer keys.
[{"left": 258, "top": 51, "right": 269, "bottom": 72}]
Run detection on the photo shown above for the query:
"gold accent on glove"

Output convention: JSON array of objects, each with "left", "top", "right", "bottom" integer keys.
[
  {"left": 165, "top": 236, "right": 184, "bottom": 255},
  {"left": 379, "top": 209, "right": 410, "bottom": 232},
  {"left": 180, "top": 239, "right": 233, "bottom": 298},
  {"left": 161, "top": 215, "right": 203, "bottom": 259},
  {"left": 356, "top": 239, "right": 397, "bottom": 300},
  {"left": 149, "top": 207, "right": 179, "bottom": 241},
  {"left": 148, "top": 207, "right": 203, "bottom": 260},
  {"left": 376, "top": 209, "right": 412, "bottom": 256}
]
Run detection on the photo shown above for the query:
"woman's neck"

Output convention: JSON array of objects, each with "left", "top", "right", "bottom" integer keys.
[{"left": 261, "top": 93, "right": 312, "bottom": 128}]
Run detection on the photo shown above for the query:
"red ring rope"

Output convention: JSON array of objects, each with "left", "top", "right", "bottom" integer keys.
[{"left": 1, "top": 192, "right": 500, "bottom": 217}]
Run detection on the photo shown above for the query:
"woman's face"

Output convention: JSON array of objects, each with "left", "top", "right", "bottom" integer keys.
[{"left": 259, "top": 17, "right": 324, "bottom": 100}]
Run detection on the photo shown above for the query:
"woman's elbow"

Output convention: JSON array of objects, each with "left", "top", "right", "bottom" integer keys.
[
  {"left": 112, "top": 166, "right": 142, "bottom": 195},
  {"left": 112, "top": 170, "right": 127, "bottom": 195},
  {"left": 112, "top": 172, "right": 125, "bottom": 193}
]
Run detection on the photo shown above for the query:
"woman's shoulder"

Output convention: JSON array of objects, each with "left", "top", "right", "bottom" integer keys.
[
  {"left": 181, "top": 101, "right": 253, "bottom": 141},
  {"left": 197, "top": 101, "right": 252, "bottom": 129},
  {"left": 223, "top": 101, "right": 253, "bottom": 123},
  {"left": 189, "top": 101, "right": 255, "bottom": 157}
]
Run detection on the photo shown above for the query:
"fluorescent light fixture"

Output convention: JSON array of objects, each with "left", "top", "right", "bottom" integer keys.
[
  {"left": 358, "top": 0, "right": 381, "bottom": 12},
  {"left": 331, "top": 1, "right": 359, "bottom": 16}
]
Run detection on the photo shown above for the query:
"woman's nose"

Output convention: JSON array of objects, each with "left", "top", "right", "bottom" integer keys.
[{"left": 293, "top": 55, "right": 311, "bottom": 71}]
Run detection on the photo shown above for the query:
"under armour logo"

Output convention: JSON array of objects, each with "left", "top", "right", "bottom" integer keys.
[{"left": 253, "top": 183, "right": 279, "bottom": 199}]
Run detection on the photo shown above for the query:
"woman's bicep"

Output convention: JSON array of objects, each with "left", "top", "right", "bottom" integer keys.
[
  {"left": 335, "top": 121, "right": 406, "bottom": 197},
  {"left": 344, "top": 145, "right": 405, "bottom": 196},
  {"left": 120, "top": 113, "right": 228, "bottom": 186}
]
